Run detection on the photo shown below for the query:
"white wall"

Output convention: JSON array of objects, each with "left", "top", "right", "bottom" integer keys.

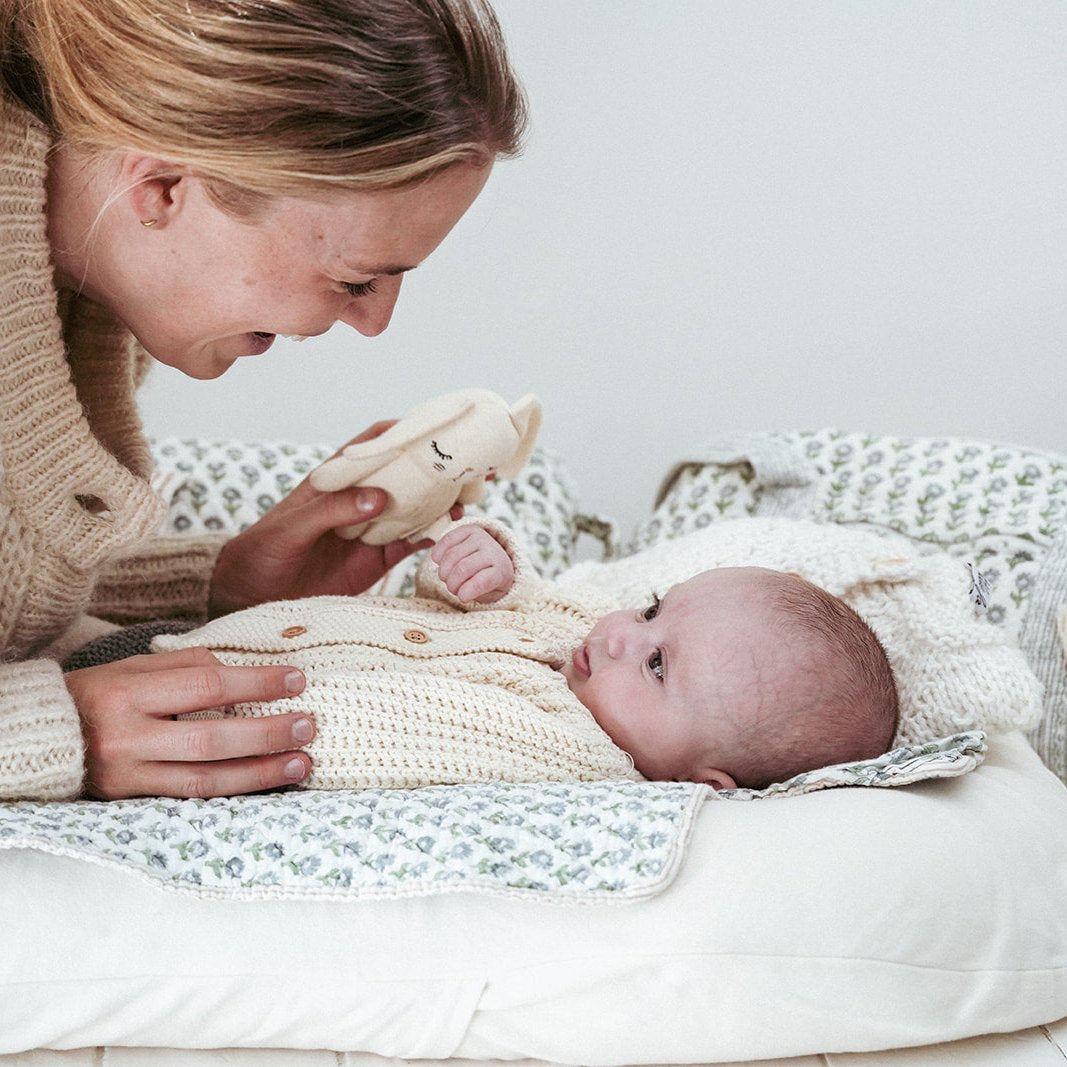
[{"left": 139, "top": 1, "right": 1066, "bottom": 538}]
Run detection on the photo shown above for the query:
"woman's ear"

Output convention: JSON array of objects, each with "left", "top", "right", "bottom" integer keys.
[{"left": 120, "top": 153, "right": 187, "bottom": 230}]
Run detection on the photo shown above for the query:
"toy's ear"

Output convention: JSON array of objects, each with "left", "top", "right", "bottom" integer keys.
[
  {"left": 310, "top": 448, "right": 401, "bottom": 491},
  {"left": 344, "top": 392, "right": 480, "bottom": 462},
  {"left": 497, "top": 394, "right": 542, "bottom": 478},
  {"left": 310, "top": 391, "right": 480, "bottom": 492}
]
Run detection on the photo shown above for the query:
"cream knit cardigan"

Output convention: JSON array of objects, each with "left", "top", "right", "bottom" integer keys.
[
  {"left": 155, "top": 521, "right": 642, "bottom": 788},
  {"left": 0, "top": 95, "right": 225, "bottom": 800}
]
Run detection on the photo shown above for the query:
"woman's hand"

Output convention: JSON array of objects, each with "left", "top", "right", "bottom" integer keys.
[
  {"left": 431, "top": 525, "right": 515, "bottom": 604},
  {"left": 209, "top": 421, "right": 429, "bottom": 616},
  {"left": 66, "top": 646, "right": 317, "bottom": 800}
]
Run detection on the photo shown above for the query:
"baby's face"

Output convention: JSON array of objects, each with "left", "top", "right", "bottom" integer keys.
[{"left": 560, "top": 567, "right": 799, "bottom": 787}]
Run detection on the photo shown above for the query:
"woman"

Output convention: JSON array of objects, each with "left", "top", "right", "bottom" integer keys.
[{"left": 0, "top": 0, "right": 526, "bottom": 801}]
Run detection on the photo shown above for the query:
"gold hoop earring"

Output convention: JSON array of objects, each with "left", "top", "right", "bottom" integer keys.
[{"left": 140, "top": 218, "right": 157, "bottom": 228}]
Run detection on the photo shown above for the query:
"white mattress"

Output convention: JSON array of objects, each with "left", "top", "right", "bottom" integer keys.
[{"left": 2, "top": 1021, "right": 1066, "bottom": 1066}]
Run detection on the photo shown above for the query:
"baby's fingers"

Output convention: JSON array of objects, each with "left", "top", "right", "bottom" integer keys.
[{"left": 452, "top": 566, "right": 509, "bottom": 603}]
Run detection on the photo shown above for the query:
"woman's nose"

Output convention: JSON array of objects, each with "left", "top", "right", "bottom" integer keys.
[{"left": 340, "top": 275, "right": 404, "bottom": 337}]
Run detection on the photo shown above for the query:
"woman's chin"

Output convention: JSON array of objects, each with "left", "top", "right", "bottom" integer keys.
[{"left": 143, "top": 334, "right": 275, "bottom": 378}]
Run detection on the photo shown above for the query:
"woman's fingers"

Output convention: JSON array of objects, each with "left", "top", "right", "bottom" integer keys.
[
  {"left": 102, "top": 751, "right": 313, "bottom": 802},
  {"left": 98, "top": 644, "right": 218, "bottom": 672},
  {"left": 270, "top": 481, "right": 387, "bottom": 555},
  {"left": 141, "top": 706, "right": 316, "bottom": 763},
  {"left": 101, "top": 660, "right": 306, "bottom": 719},
  {"left": 67, "top": 655, "right": 320, "bottom": 800}
]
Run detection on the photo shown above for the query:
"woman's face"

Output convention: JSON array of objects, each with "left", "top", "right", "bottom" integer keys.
[{"left": 87, "top": 163, "right": 490, "bottom": 379}]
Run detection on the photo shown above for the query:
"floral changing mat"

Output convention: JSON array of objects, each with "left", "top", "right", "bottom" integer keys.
[
  {"left": 0, "top": 780, "right": 705, "bottom": 903},
  {"left": 0, "top": 734, "right": 984, "bottom": 902}
]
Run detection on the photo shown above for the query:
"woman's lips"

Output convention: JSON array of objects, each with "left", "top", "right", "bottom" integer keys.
[
  {"left": 242, "top": 331, "right": 276, "bottom": 355},
  {"left": 571, "top": 644, "right": 590, "bottom": 679}
]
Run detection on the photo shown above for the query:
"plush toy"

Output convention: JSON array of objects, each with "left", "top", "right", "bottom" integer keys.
[{"left": 309, "top": 388, "right": 542, "bottom": 543}]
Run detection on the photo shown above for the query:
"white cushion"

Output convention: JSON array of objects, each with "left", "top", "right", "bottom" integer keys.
[{"left": 2, "top": 732, "right": 1065, "bottom": 1060}]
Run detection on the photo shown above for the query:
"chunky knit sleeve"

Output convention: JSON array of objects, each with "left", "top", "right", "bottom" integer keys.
[
  {"left": 0, "top": 658, "right": 84, "bottom": 800},
  {"left": 88, "top": 534, "right": 228, "bottom": 625}
]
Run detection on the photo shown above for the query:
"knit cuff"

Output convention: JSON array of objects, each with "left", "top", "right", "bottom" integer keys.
[
  {"left": 0, "top": 659, "right": 84, "bottom": 801},
  {"left": 88, "top": 534, "right": 228, "bottom": 625}
]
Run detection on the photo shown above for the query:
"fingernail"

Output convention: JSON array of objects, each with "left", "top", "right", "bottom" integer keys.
[
  {"left": 284, "top": 670, "right": 305, "bottom": 694},
  {"left": 355, "top": 488, "right": 378, "bottom": 516},
  {"left": 292, "top": 717, "right": 313, "bottom": 742},
  {"left": 284, "top": 757, "right": 307, "bottom": 781}
]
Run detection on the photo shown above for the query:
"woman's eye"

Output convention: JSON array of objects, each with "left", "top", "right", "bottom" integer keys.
[
  {"left": 342, "top": 279, "right": 378, "bottom": 298},
  {"left": 647, "top": 650, "right": 664, "bottom": 680},
  {"left": 641, "top": 594, "right": 661, "bottom": 621}
]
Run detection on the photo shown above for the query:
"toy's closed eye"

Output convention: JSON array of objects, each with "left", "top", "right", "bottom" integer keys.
[{"left": 431, "top": 440, "right": 453, "bottom": 461}]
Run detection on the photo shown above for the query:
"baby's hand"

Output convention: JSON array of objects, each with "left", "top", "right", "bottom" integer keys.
[{"left": 430, "top": 525, "right": 514, "bottom": 604}]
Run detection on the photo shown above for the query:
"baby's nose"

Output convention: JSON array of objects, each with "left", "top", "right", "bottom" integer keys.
[{"left": 590, "top": 631, "right": 627, "bottom": 659}]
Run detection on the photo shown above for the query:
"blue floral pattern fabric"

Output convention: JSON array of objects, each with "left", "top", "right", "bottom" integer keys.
[
  {"left": 0, "top": 739, "right": 987, "bottom": 900},
  {"left": 0, "top": 781, "right": 705, "bottom": 902},
  {"left": 627, "top": 429, "right": 1067, "bottom": 642},
  {"left": 720, "top": 732, "right": 986, "bottom": 800}
]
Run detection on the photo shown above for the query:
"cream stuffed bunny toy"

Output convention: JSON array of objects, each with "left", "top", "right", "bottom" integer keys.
[{"left": 310, "top": 388, "right": 542, "bottom": 543}]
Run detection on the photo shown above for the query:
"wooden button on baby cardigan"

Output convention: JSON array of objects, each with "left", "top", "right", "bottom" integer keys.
[
  {"left": 404, "top": 628, "right": 430, "bottom": 644},
  {"left": 281, "top": 625, "right": 308, "bottom": 638}
]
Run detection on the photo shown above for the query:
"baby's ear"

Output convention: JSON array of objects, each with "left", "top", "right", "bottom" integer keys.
[{"left": 697, "top": 767, "right": 737, "bottom": 791}]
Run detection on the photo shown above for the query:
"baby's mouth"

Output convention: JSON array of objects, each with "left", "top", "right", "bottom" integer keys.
[{"left": 571, "top": 644, "right": 591, "bottom": 679}]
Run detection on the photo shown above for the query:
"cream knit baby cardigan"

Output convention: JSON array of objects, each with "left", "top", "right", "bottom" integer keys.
[
  {"left": 155, "top": 522, "right": 641, "bottom": 788},
  {"left": 0, "top": 95, "right": 225, "bottom": 800}
]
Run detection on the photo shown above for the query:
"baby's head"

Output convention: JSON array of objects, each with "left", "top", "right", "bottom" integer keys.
[{"left": 561, "top": 567, "right": 898, "bottom": 789}]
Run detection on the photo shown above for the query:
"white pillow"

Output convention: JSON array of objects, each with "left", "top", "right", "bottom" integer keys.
[{"left": 1, "top": 732, "right": 1064, "bottom": 1060}]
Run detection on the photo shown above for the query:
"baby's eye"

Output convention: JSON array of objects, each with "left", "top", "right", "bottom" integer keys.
[
  {"left": 647, "top": 649, "right": 664, "bottom": 680},
  {"left": 342, "top": 279, "right": 378, "bottom": 298},
  {"left": 641, "top": 594, "right": 661, "bottom": 621},
  {"left": 431, "top": 440, "right": 453, "bottom": 461}
]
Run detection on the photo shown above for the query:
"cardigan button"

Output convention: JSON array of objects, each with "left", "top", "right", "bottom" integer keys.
[
  {"left": 281, "top": 625, "right": 308, "bottom": 638},
  {"left": 404, "top": 628, "right": 430, "bottom": 644}
]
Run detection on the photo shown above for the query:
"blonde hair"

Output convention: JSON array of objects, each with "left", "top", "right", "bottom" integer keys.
[{"left": 1, "top": 0, "right": 526, "bottom": 205}]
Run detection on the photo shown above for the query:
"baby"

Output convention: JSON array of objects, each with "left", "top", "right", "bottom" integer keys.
[{"left": 151, "top": 520, "right": 899, "bottom": 791}]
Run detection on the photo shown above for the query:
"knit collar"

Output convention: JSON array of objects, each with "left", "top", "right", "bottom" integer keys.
[{"left": 0, "top": 95, "right": 164, "bottom": 567}]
